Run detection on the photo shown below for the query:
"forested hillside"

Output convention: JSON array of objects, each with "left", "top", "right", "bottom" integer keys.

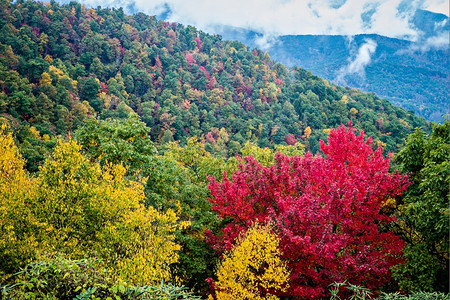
[
  {"left": 1, "top": 1, "right": 447, "bottom": 299},
  {"left": 217, "top": 25, "right": 449, "bottom": 122},
  {"left": 0, "top": 0, "right": 429, "bottom": 169}
]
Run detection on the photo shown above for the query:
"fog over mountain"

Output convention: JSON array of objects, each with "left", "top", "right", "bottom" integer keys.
[
  {"left": 215, "top": 9, "right": 449, "bottom": 122},
  {"left": 54, "top": 0, "right": 448, "bottom": 39}
]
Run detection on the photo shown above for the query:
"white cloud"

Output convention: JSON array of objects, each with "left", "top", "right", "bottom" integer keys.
[
  {"left": 422, "top": 0, "right": 449, "bottom": 15},
  {"left": 406, "top": 31, "right": 450, "bottom": 52},
  {"left": 336, "top": 39, "right": 377, "bottom": 82},
  {"left": 61, "top": 0, "right": 448, "bottom": 39}
]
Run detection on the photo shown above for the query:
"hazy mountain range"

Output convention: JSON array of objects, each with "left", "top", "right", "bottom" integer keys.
[{"left": 213, "top": 9, "right": 450, "bottom": 122}]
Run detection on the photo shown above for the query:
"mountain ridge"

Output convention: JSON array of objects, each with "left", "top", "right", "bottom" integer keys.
[{"left": 213, "top": 10, "right": 449, "bottom": 122}]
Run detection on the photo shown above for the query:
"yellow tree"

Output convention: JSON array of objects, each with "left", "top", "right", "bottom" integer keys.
[
  {"left": 241, "top": 141, "right": 304, "bottom": 167},
  {"left": 304, "top": 126, "right": 312, "bottom": 139},
  {"left": 213, "top": 223, "right": 290, "bottom": 300},
  {"left": 0, "top": 132, "right": 182, "bottom": 286},
  {"left": 0, "top": 125, "right": 38, "bottom": 274},
  {"left": 34, "top": 140, "right": 182, "bottom": 285}
]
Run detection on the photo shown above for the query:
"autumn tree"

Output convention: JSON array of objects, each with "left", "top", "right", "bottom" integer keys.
[
  {"left": 0, "top": 124, "right": 38, "bottom": 273},
  {"left": 240, "top": 140, "right": 304, "bottom": 167},
  {"left": 0, "top": 128, "right": 182, "bottom": 286},
  {"left": 207, "top": 124, "right": 409, "bottom": 298},
  {"left": 212, "top": 223, "right": 290, "bottom": 300}
]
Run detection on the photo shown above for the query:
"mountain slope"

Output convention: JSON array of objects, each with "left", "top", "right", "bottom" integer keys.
[
  {"left": 216, "top": 11, "right": 449, "bottom": 122},
  {"left": 0, "top": 0, "right": 429, "bottom": 169}
]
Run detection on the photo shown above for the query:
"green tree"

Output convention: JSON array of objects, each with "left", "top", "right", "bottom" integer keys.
[
  {"left": 151, "top": 138, "right": 234, "bottom": 293},
  {"left": 392, "top": 121, "right": 449, "bottom": 292},
  {"left": 78, "top": 76, "right": 101, "bottom": 110},
  {"left": 74, "top": 116, "right": 156, "bottom": 176}
]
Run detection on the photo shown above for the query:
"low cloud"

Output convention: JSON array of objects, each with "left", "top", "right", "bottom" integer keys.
[
  {"left": 253, "top": 34, "right": 279, "bottom": 50},
  {"left": 336, "top": 39, "right": 377, "bottom": 83},
  {"left": 413, "top": 32, "right": 449, "bottom": 51},
  {"left": 56, "top": 0, "right": 448, "bottom": 40},
  {"left": 396, "top": 18, "right": 449, "bottom": 54}
]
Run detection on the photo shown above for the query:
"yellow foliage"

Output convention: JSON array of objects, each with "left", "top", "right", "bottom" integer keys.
[
  {"left": 29, "top": 126, "right": 41, "bottom": 139},
  {"left": 107, "top": 203, "right": 181, "bottom": 285},
  {"left": 0, "top": 125, "right": 39, "bottom": 272},
  {"left": 274, "top": 142, "right": 304, "bottom": 157},
  {"left": 35, "top": 141, "right": 181, "bottom": 285},
  {"left": 214, "top": 223, "right": 290, "bottom": 300},
  {"left": 241, "top": 141, "right": 304, "bottom": 167},
  {"left": 270, "top": 125, "right": 280, "bottom": 137},
  {"left": 304, "top": 126, "right": 312, "bottom": 139},
  {"left": 399, "top": 118, "right": 410, "bottom": 128},
  {"left": 350, "top": 107, "right": 358, "bottom": 116},
  {"left": 71, "top": 78, "right": 78, "bottom": 90},
  {"left": 376, "top": 140, "right": 387, "bottom": 149},
  {"left": 241, "top": 141, "right": 273, "bottom": 166},
  {"left": 0, "top": 123, "right": 27, "bottom": 203},
  {"left": 49, "top": 65, "right": 64, "bottom": 78},
  {"left": 0, "top": 134, "right": 182, "bottom": 285},
  {"left": 39, "top": 72, "right": 52, "bottom": 86},
  {"left": 213, "top": 128, "right": 230, "bottom": 156},
  {"left": 382, "top": 197, "right": 397, "bottom": 209},
  {"left": 87, "top": 8, "right": 97, "bottom": 19},
  {"left": 165, "top": 136, "right": 235, "bottom": 180},
  {"left": 44, "top": 54, "right": 53, "bottom": 64}
]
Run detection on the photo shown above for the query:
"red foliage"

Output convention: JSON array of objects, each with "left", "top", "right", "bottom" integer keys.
[
  {"left": 199, "top": 66, "right": 210, "bottom": 79},
  {"left": 154, "top": 56, "right": 163, "bottom": 72},
  {"left": 208, "top": 76, "right": 217, "bottom": 90},
  {"left": 244, "top": 85, "right": 253, "bottom": 97},
  {"left": 274, "top": 78, "right": 284, "bottom": 86},
  {"left": 205, "top": 128, "right": 219, "bottom": 145},
  {"left": 100, "top": 82, "right": 108, "bottom": 94},
  {"left": 185, "top": 53, "right": 196, "bottom": 66},
  {"left": 195, "top": 36, "right": 203, "bottom": 50},
  {"left": 32, "top": 26, "right": 40, "bottom": 38},
  {"left": 284, "top": 133, "right": 298, "bottom": 145},
  {"left": 207, "top": 124, "right": 409, "bottom": 298}
]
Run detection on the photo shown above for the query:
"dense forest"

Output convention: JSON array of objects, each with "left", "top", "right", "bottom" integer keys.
[{"left": 0, "top": 0, "right": 448, "bottom": 299}]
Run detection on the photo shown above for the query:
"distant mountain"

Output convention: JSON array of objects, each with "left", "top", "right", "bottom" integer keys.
[
  {"left": 215, "top": 10, "right": 449, "bottom": 122},
  {"left": 412, "top": 9, "right": 449, "bottom": 39}
]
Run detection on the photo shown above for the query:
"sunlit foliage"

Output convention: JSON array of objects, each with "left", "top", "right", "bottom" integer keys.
[{"left": 213, "top": 223, "right": 290, "bottom": 300}]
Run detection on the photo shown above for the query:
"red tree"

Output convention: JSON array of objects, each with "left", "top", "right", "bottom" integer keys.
[
  {"left": 284, "top": 133, "right": 298, "bottom": 145},
  {"left": 207, "top": 124, "right": 409, "bottom": 298}
]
